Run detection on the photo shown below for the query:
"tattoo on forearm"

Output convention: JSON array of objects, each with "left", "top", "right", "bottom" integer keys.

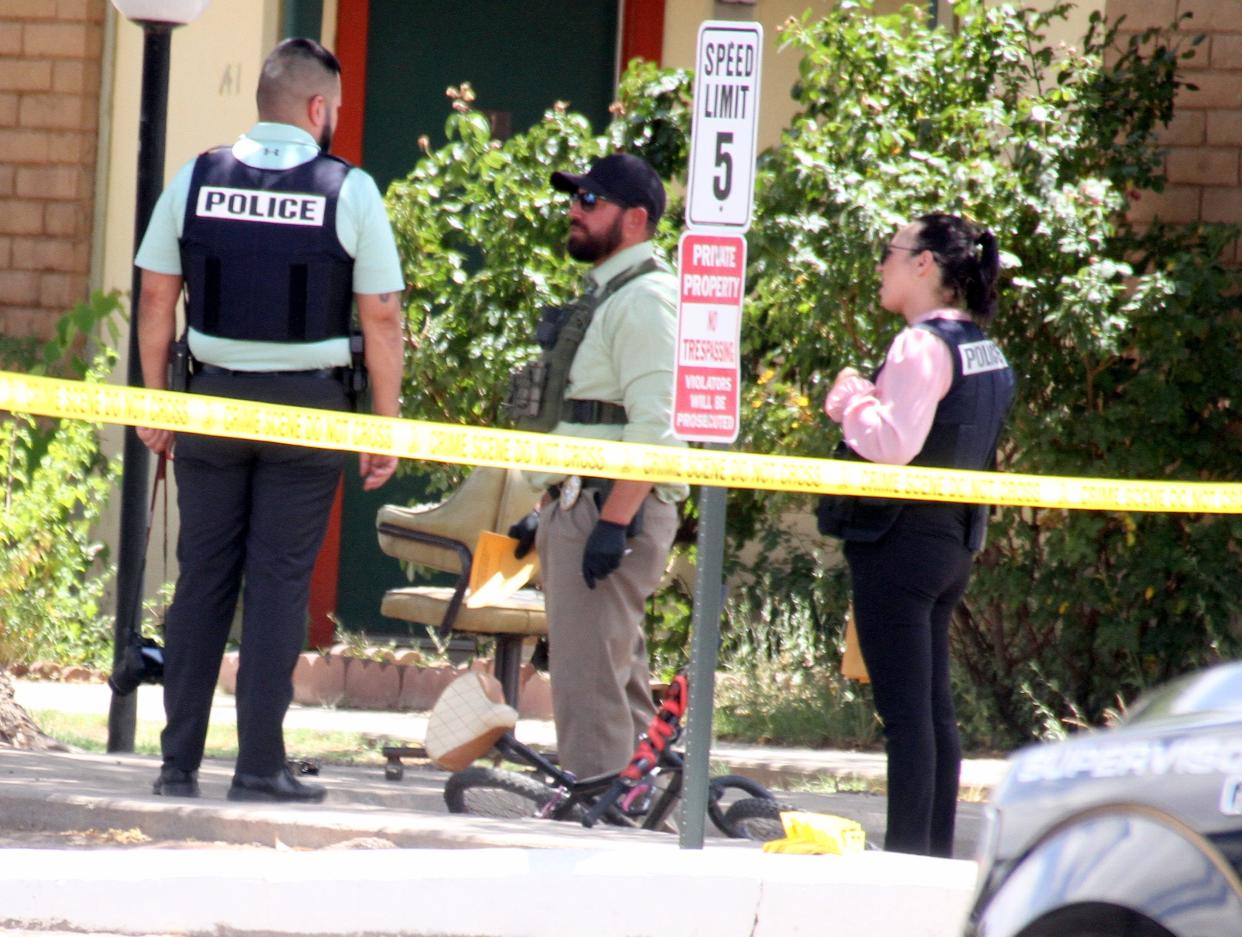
[{"left": 379, "top": 293, "right": 393, "bottom": 303}]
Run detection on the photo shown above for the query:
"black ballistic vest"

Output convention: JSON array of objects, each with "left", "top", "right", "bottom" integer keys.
[
  {"left": 180, "top": 147, "right": 355, "bottom": 343},
  {"left": 818, "top": 318, "right": 1015, "bottom": 549}
]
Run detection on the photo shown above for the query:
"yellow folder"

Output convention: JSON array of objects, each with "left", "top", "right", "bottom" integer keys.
[{"left": 465, "top": 530, "right": 539, "bottom": 608}]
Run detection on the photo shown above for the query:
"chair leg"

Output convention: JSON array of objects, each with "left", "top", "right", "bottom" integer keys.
[{"left": 494, "top": 636, "right": 523, "bottom": 708}]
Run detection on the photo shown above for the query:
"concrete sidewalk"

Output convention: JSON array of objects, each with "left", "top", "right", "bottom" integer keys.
[
  {"left": 0, "top": 743, "right": 981, "bottom": 937},
  {"left": 10, "top": 678, "right": 1011, "bottom": 794},
  {"left": 0, "top": 679, "right": 1005, "bottom": 936}
]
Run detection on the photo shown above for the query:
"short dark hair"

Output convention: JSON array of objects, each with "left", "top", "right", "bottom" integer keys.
[
  {"left": 913, "top": 213, "right": 1001, "bottom": 323},
  {"left": 270, "top": 37, "right": 340, "bottom": 76},
  {"left": 256, "top": 38, "right": 341, "bottom": 118}
]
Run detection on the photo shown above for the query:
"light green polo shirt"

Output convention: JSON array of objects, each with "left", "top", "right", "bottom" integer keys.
[
  {"left": 134, "top": 122, "right": 404, "bottom": 370},
  {"left": 530, "top": 240, "right": 688, "bottom": 503}
]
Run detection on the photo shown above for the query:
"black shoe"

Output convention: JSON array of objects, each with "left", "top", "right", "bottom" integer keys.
[
  {"left": 153, "top": 766, "right": 200, "bottom": 798},
  {"left": 227, "top": 766, "right": 326, "bottom": 803}
]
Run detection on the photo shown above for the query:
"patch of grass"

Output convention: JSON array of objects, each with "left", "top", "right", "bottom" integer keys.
[
  {"left": 713, "top": 663, "right": 881, "bottom": 750},
  {"left": 786, "top": 774, "right": 880, "bottom": 795},
  {"left": 28, "top": 709, "right": 394, "bottom": 765}
]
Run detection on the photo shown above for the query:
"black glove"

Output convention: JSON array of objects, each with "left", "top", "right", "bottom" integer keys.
[
  {"left": 507, "top": 510, "right": 540, "bottom": 559},
  {"left": 582, "top": 519, "right": 628, "bottom": 589}
]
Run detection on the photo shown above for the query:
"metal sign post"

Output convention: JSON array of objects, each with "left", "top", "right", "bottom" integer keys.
[{"left": 677, "top": 20, "right": 762, "bottom": 850}]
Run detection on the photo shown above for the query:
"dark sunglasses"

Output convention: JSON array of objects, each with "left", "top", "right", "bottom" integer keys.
[
  {"left": 880, "top": 242, "right": 922, "bottom": 263},
  {"left": 571, "top": 190, "right": 617, "bottom": 210}
]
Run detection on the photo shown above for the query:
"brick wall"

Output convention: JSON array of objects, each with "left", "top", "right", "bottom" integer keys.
[
  {"left": 1113, "top": 0, "right": 1242, "bottom": 262},
  {"left": 0, "top": 0, "right": 105, "bottom": 342}
]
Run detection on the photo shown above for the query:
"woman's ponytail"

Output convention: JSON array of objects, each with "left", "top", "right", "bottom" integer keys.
[{"left": 914, "top": 214, "right": 1000, "bottom": 324}]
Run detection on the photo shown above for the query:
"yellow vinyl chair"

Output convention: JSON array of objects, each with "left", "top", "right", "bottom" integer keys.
[{"left": 376, "top": 466, "right": 546, "bottom": 706}]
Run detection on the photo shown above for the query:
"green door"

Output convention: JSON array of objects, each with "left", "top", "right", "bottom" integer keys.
[
  {"left": 361, "top": 0, "right": 620, "bottom": 192},
  {"left": 332, "top": 0, "right": 619, "bottom": 638}
]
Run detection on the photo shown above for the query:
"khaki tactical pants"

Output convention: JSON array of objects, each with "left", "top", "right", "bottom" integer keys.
[{"left": 536, "top": 491, "right": 678, "bottom": 779}]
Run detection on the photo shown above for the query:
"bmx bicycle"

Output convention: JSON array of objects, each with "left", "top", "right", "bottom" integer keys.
[{"left": 441, "top": 673, "right": 791, "bottom": 841}]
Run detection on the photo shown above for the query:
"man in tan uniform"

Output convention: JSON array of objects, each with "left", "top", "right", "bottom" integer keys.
[{"left": 508, "top": 154, "right": 687, "bottom": 779}]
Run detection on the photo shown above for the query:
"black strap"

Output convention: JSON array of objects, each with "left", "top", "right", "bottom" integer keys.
[
  {"left": 288, "top": 263, "right": 309, "bottom": 340},
  {"left": 125, "top": 455, "right": 166, "bottom": 650},
  {"left": 197, "top": 365, "right": 343, "bottom": 379},
  {"left": 560, "top": 398, "right": 627, "bottom": 425}
]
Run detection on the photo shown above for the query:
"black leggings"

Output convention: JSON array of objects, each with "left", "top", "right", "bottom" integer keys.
[{"left": 845, "top": 521, "right": 973, "bottom": 857}]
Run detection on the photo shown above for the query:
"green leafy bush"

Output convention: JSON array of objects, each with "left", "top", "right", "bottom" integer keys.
[
  {"left": 745, "top": 1, "right": 1241, "bottom": 745},
  {"left": 384, "top": 2, "right": 1241, "bottom": 748},
  {"left": 0, "top": 293, "right": 123, "bottom": 669}
]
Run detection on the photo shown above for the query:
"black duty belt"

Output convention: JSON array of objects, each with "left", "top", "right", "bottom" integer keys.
[
  {"left": 198, "top": 365, "right": 344, "bottom": 380},
  {"left": 560, "top": 398, "right": 627, "bottom": 425}
]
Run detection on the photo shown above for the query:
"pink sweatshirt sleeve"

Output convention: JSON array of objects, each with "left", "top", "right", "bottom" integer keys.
[{"left": 830, "top": 327, "right": 954, "bottom": 465}]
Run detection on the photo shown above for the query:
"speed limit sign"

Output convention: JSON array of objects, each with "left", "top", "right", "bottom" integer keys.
[{"left": 686, "top": 21, "right": 763, "bottom": 232}]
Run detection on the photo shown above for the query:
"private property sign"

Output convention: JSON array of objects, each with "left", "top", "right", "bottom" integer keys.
[
  {"left": 685, "top": 21, "right": 763, "bottom": 231},
  {"left": 672, "top": 231, "right": 747, "bottom": 443},
  {"left": 674, "top": 20, "right": 761, "bottom": 444}
]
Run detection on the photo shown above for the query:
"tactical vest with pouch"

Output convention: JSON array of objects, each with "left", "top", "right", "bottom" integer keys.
[{"left": 505, "top": 258, "right": 659, "bottom": 432}]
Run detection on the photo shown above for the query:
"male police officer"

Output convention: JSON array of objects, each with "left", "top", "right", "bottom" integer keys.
[
  {"left": 133, "top": 38, "right": 404, "bottom": 802},
  {"left": 508, "top": 154, "right": 687, "bottom": 780}
]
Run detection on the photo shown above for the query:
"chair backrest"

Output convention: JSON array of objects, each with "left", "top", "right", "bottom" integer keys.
[{"left": 376, "top": 467, "right": 541, "bottom": 584}]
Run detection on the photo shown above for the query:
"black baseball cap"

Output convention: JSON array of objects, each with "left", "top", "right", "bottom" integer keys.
[{"left": 551, "top": 153, "right": 666, "bottom": 224}]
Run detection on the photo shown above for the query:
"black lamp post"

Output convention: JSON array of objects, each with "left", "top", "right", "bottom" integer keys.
[{"left": 107, "top": 0, "right": 210, "bottom": 753}]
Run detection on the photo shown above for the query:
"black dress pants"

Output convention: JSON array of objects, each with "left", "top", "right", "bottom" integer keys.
[
  {"left": 160, "top": 371, "right": 348, "bottom": 777},
  {"left": 844, "top": 511, "right": 973, "bottom": 857}
]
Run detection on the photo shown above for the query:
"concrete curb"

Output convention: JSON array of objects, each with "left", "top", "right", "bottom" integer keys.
[
  {"left": 0, "top": 749, "right": 656, "bottom": 851},
  {"left": 0, "top": 846, "right": 978, "bottom": 937}
]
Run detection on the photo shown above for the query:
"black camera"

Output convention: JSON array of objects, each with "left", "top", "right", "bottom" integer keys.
[{"left": 107, "top": 636, "right": 165, "bottom": 696}]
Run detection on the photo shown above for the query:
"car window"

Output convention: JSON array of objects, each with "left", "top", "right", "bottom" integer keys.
[{"left": 1126, "top": 662, "right": 1242, "bottom": 723}]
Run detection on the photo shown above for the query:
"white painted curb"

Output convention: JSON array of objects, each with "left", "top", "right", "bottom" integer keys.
[{"left": 0, "top": 846, "right": 977, "bottom": 937}]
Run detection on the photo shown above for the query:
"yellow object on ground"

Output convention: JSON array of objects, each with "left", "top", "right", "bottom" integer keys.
[{"left": 762, "top": 811, "right": 867, "bottom": 855}]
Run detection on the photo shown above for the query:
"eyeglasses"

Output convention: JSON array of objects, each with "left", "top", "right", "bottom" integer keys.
[
  {"left": 880, "top": 242, "right": 922, "bottom": 263},
  {"left": 571, "top": 190, "right": 617, "bottom": 211}
]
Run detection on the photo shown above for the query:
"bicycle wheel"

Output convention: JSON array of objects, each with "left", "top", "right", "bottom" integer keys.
[
  {"left": 444, "top": 766, "right": 559, "bottom": 819},
  {"left": 707, "top": 774, "right": 775, "bottom": 838},
  {"left": 722, "top": 796, "right": 790, "bottom": 843}
]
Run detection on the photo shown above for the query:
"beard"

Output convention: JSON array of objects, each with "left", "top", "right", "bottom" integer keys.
[
  {"left": 318, "top": 122, "right": 334, "bottom": 152},
  {"left": 567, "top": 212, "right": 625, "bottom": 263}
]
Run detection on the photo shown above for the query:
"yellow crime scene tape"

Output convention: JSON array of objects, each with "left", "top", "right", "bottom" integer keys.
[{"left": 2, "top": 370, "right": 1240, "bottom": 514}]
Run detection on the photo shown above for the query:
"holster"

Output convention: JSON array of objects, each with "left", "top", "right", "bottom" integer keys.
[
  {"left": 347, "top": 330, "right": 368, "bottom": 411},
  {"left": 167, "top": 336, "right": 194, "bottom": 393}
]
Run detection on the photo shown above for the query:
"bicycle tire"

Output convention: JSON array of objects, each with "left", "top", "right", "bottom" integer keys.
[
  {"left": 444, "top": 766, "right": 559, "bottom": 819},
  {"left": 721, "top": 796, "right": 792, "bottom": 843},
  {"left": 707, "top": 774, "right": 775, "bottom": 838}
]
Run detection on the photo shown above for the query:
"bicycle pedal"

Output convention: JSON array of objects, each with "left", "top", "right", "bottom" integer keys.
[{"left": 619, "top": 782, "right": 653, "bottom": 817}]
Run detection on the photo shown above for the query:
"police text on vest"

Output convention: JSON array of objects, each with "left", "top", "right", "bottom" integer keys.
[
  {"left": 196, "top": 186, "right": 326, "bottom": 227},
  {"left": 959, "top": 340, "right": 1008, "bottom": 376}
]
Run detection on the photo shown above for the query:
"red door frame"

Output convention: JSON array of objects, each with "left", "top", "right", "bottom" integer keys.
[{"left": 306, "top": 0, "right": 664, "bottom": 648}]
